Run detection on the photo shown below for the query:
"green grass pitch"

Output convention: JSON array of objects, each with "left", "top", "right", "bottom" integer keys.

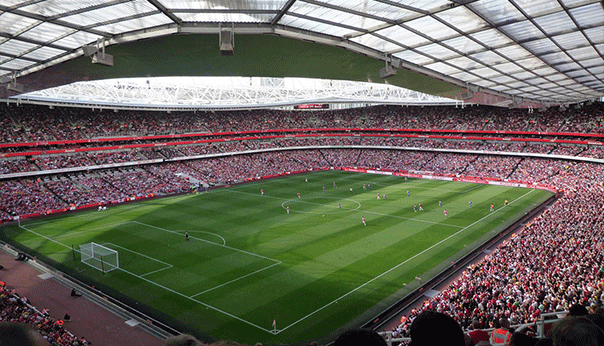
[{"left": 2, "top": 170, "right": 552, "bottom": 345}]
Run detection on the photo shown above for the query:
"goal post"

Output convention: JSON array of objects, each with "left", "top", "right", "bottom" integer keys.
[{"left": 79, "top": 242, "right": 119, "bottom": 273}]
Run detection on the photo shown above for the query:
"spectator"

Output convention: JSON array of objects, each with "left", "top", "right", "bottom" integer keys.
[
  {"left": 490, "top": 318, "right": 513, "bottom": 345},
  {"left": 409, "top": 310, "right": 465, "bottom": 346},
  {"left": 163, "top": 334, "right": 204, "bottom": 346},
  {"left": 0, "top": 322, "right": 47, "bottom": 346},
  {"left": 468, "top": 320, "right": 490, "bottom": 345},
  {"left": 549, "top": 316, "right": 604, "bottom": 346},
  {"left": 333, "top": 328, "right": 387, "bottom": 346}
]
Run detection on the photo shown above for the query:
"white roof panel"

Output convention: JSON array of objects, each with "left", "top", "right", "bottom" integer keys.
[
  {"left": 95, "top": 14, "right": 175, "bottom": 35},
  {"left": 434, "top": 7, "right": 487, "bottom": 33},
  {"left": 392, "top": 50, "right": 434, "bottom": 65},
  {"left": 470, "top": 0, "right": 525, "bottom": 25},
  {"left": 351, "top": 35, "right": 402, "bottom": 53},
  {"left": 61, "top": 1, "right": 159, "bottom": 26},
  {"left": 53, "top": 31, "right": 104, "bottom": 49},
  {"left": 373, "top": 26, "right": 431, "bottom": 48},
  {"left": 19, "top": 0, "right": 111, "bottom": 17},
  {"left": 405, "top": 16, "right": 458, "bottom": 41},
  {"left": 516, "top": 0, "right": 563, "bottom": 17},
  {"left": 0, "top": 40, "right": 38, "bottom": 56},
  {"left": 534, "top": 11, "right": 576, "bottom": 36},
  {"left": 289, "top": 2, "right": 387, "bottom": 31},
  {"left": 21, "top": 46, "right": 66, "bottom": 61},
  {"left": 279, "top": 14, "right": 357, "bottom": 37},
  {"left": 0, "top": 0, "right": 602, "bottom": 105},
  {"left": 0, "top": 12, "right": 40, "bottom": 36},
  {"left": 441, "top": 36, "right": 485, "bottom": 55},
  {"left": 20, "top": 22, "right": 75, "bottom": 43},
  {"left": 469, "top": 29, "right": 514, "bottom": 48}
]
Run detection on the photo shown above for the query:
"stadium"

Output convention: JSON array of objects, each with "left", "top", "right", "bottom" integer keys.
[{"left": 1, "top": 1, "right": 604, "bottom": 346}]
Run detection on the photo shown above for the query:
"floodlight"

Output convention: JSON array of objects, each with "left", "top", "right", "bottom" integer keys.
[
  {"left": 92, "top": 52, "right": 114, "bottom": 66},
  {"left": 87, "top": 38, "right": 113, "bottom": 67},
  {"left": 82, "top": 45, "right": 98, "bottom": 57},
  {"left": 219, "top": 26, "right": 234, "bottom": 55},
  {"left": 379, "top": 65, "right": 396, "bottom": 79},
  {"left": 5, "top": 73, "right": 24, "bottom": 93},
  {"left": 6, "top": 81, "right": 24, "bottom": 93},
  {"left": 461, "top": 90, "right": 474, "bottom": 100}
]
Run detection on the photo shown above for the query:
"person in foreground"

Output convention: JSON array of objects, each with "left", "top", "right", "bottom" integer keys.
[
  {"left": 409, "top": 310, "right": 465, "bottom": 346},
  {"left": 334, "top": 328, "right": 387, "bottom": 346}
]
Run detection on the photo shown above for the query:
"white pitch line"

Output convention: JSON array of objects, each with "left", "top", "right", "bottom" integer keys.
[
  {"left": 18, "top": 225, "right": 74, "bottom": 251},
  {"left": 17, "top": 223, "right": 275, "bottom": 332},
  {"left": 227, "top": 189, "right": 463, "bottom": 228},
  {"left": 103, "top": 242, "right": 173, "bottom": 267},
  {"left": 275, "top": 188, "right": 536, "bottom": 333},
  {"left": 49, "top": 222, "right": 135, "bottom": 240},
  {"left": 140, "top": 265, "right": 174, "bottom": 277},
  {"left": 190, "top": 261, "right": 282, "bottom": 297},
  {"left": 132, "top": 221, "right": 280, "bottom": 263},
  {"left": 115, "top": 266, "right": 274, "bottom": 333}
]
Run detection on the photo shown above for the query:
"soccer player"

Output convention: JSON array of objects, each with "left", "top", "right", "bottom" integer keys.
[
  {"left": 368, "top": 184, "right": 371, "bottom": 189},
  {"left": 414, "top": 204, "right": 417, "bottom": 212},
  {"left": 377, "top": 193, "right": 380, "bottom": 200},
  {"left": 469, "top": 201, "right": 473, "bottom": 208},
  {"left": 261, "top": 189, "right": 264, "bottom": 195},
  {"left": 362, "top": 217, "right": 366, "bottom": 226},
  {"left": 419, "top": 203, "right": 423, "bottom": 211},
  {"left": 185, "top": 231, "right": 190, "bottom": 241},
  {"left": 297, "top": 192, "right": 301, "bottom": 199},
  {"left": 305, "top": 177, "right": 308, "bottom": 182},
  {"left": 286, "top": 206, "right": 289, "bottom": 214},
  {"left": 363, "top": 184, "right": 366, "bottom": 190},
  {"left": 439, "top": 200, "right": 442, "bottom": 207},
  {"left": 349, "top": 188, "right": 353, "bottom": 194},
  {"left": 407, "top": 190, "right": 410, "bottom": 196},
  {"left": 490, "top": 204, "right": 494, "bottom": 211},
  {"left": 323, "top": 186, "right": 326, "bottom": 193},
  {"left": 504, "top": 199, "right": 508, "bottom": 206},
  {"left": 338, "top": 203, "right": 342, "bottom": 209},
  {"left": 444, "top": 209, "right": 448, "bottom": 217},
  {"left": 333, "top": 181, "right": 337, "bottom": 188},
  {"left": 383, "top": 193, "right": 387, "bottom": 199}
]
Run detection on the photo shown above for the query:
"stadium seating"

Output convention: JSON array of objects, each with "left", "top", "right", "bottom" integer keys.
[{"left": 1, "top": 102, "right": 604, "bottom": 345}]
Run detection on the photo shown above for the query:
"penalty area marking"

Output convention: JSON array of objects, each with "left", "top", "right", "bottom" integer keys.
[
  {"left": 15, "top": 219, "right": 281, "bottom": 333},
  {"left": 101, "top": 242, "right": 174, "bottom": 277},
  {"left": 176, "top": 230, "right": 226, "bottom": 246}
]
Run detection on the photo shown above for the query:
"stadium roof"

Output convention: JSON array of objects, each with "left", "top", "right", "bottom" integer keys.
[
  {"left": 1, "top": 0, "right": 603, "bottom": 108},
  {"left": 15, "top": 76, "right": 461, "bottom": 110}
]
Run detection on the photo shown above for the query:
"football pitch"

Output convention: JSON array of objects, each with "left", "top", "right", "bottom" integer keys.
[{"left": 2, "top": 170, "right": 553, "bottom": 345}]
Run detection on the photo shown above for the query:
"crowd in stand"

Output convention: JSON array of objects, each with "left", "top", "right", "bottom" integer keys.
[
  {"left": 0, "top": 281, "right": 90, "bottom": 345},
  {"left": 1, "top": 102, "right": 604, "bottom": 143},
  {"left": 2, "top": 102, "right": 604, "bottom": 345}
]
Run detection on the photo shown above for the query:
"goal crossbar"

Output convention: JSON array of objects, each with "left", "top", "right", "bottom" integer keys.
[{"left": 79, "top": 242, "right": 119, "bottom": 273}]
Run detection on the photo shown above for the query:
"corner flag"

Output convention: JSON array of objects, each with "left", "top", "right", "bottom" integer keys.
[{"left": 272, "top": 319, "right": 276, "bottom": 333}]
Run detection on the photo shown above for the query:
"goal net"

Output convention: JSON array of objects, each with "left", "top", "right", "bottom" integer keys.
[{"left": 79, "top": 242, "right": 119, "bottom": 273}]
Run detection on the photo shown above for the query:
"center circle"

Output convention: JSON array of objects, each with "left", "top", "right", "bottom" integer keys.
[{"left": 281, "top": 197, "right": 361, "bottom": 214}]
